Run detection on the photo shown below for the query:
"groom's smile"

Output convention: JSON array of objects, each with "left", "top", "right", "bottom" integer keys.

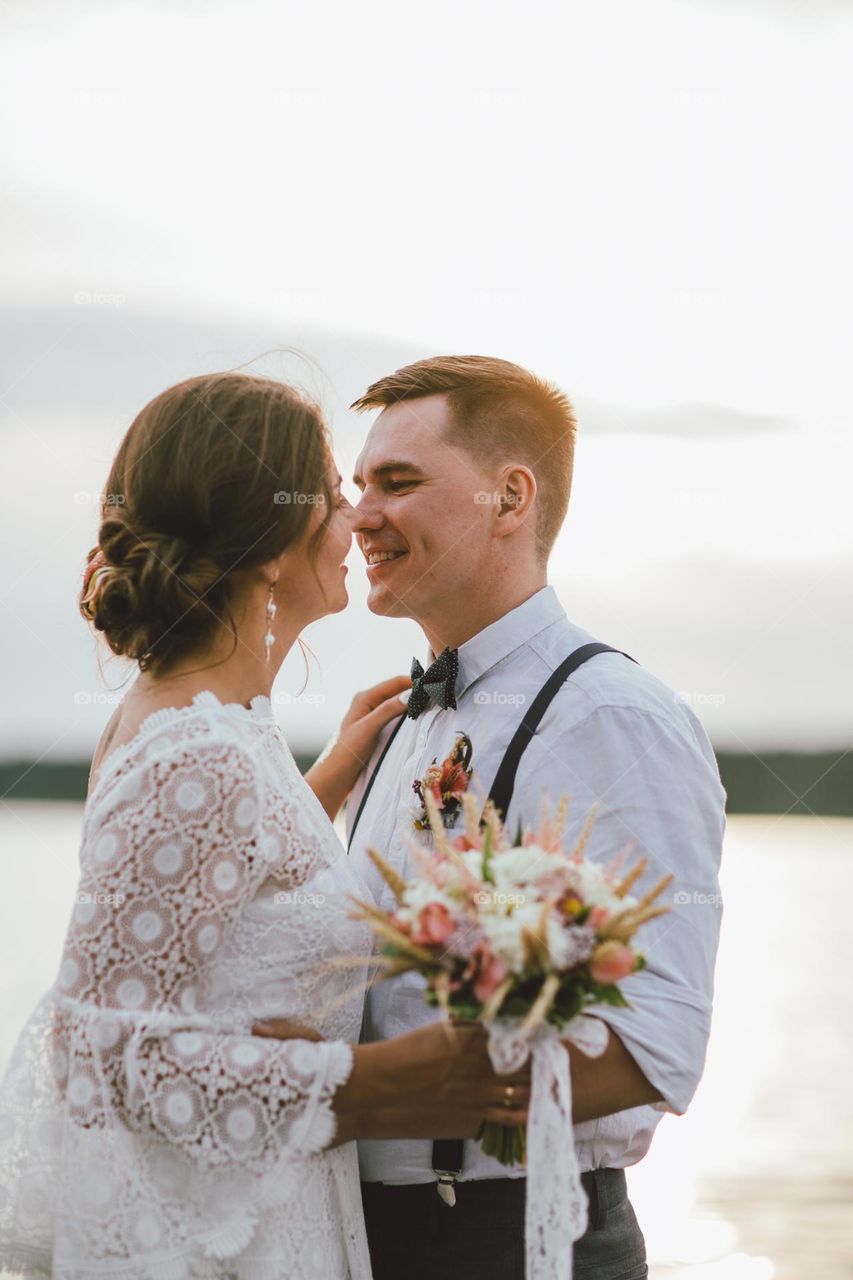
[
  {"left": 351, "top": 394, "right": 482, "bottom": 622},
  {"left": 364, "top": 548, "right": 408, "bottom": 570}
]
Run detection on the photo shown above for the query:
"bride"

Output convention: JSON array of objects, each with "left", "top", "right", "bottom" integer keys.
[{"left": 0, "top": 371, "right": 529, "bottom": 1280}]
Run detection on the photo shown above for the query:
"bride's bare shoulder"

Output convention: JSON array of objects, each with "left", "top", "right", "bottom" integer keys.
[
  {"left": 87, "top": 704, "right": 126, "bottom": 797},
  {"left": 87, "top": 697, "right": 166, "bottom": 798}
]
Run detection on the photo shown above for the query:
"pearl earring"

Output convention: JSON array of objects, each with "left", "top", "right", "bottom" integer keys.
[{"left": 264, "top": 582, "right": 278, "bottom": 664}]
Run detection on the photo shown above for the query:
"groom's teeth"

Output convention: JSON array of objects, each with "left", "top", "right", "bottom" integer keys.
[{"left": 367, "top": 551, "right": 405, "bottom": 565}]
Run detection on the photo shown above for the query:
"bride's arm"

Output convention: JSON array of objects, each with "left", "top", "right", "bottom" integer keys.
[
  {"left": 253, "top": 1019, "right": 531, "bottom": 1147},
  {"left": 65, "top": 736, "right": 385, "bottom": 1167},
  {"left": 305, "top": 676, "right": 411, "bottom": 821},
  {"left": 75, "top": 732, "right": 520, "bottom": 1166}
]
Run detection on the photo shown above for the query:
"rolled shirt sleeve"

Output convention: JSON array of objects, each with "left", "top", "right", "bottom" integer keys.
[{"left": 521, "top": 700, "right": 727, "bottom": 1117}]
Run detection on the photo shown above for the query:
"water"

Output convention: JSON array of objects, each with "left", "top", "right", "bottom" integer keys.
[{"left": 1, "top": 804, "right": 851, "bottom": 1279}]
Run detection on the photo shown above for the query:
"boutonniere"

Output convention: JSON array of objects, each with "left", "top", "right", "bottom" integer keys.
[{"left": 412, "top": 733, "right": 473, "bottom": 832}]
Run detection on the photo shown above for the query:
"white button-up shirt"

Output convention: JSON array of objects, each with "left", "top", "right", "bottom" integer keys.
[{"left": 346, "top": 585, "right": 726, "bottom": 1182}]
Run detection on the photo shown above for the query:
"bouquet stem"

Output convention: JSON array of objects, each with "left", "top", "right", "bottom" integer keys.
[{"left": 478, "top": 1119, "right": 527, "bottom": 1166}]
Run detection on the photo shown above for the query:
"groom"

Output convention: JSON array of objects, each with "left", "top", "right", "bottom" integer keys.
[{"left": 345, "top": 356, "right": 726, "bottom": 1280}]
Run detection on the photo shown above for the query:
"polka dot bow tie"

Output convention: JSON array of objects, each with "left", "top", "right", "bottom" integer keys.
[{"left": 407, "top": 647, "right": 460, "bottom": 720}]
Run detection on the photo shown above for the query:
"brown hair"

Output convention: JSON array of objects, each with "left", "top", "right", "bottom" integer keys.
[
  {"left": 80, "top": 371, "right": 334, "bottom": 676},
  {"left": 351, "top": 354, "right": 577, "bottom": 562}
]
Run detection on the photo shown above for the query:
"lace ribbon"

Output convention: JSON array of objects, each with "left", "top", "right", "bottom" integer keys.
[{"left": 486, "top": 1013, "right": 610, "bottom": 1280}]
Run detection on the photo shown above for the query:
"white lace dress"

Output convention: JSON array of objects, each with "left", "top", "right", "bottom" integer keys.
[{"left": 0, "top": 691, "right": 376, "bottom": 1280}]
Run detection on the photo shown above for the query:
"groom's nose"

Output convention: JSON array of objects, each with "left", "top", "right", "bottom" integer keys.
[{"left": 352, "top": 495, "right": 385, "bottom": 533}]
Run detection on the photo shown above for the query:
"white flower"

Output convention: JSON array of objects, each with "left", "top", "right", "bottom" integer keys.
[
  {"left": 479, "top": 912, "right": 528, "bottom": 971},
  {"left": 546, "top": 919, "right": 597, "bottom": 970},
  {"left": 458, "top": 849, "right": 487, "bottom": 880},
  {"left": 561, "top": 859, "right": 638, "bottom": 915},
  {"left": 490, "top": 844, "right": 554, "bottom": 892},
  {"left": 397, "top": 879, "right": 459, "bottom": 925}
]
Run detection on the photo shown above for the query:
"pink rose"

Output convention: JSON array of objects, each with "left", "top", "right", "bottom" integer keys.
[
  {"left": 588, "top": 905, "right": 611, "bottom": 930},
  {"left": 451, "top": 833, "right": 483, "bottom": 852},
  {"left": 589, "top": 941, "right": 636, "bottom": 984},
  {"left": 412, "top": 902, "right": 456, "bottom": 946},
  {"left": 465, "top": 940, "right": 508, "bottom": 1002}
]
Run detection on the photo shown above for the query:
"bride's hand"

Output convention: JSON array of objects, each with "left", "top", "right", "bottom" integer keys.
[
  {"left": 252, "top": 1019, "right": 325, "bottom": 1043},
  {"left": 335, "top": 675, "right": 412, "bottom": 771},
  {"left": 305, "top": 675, "right": 412, "bottom": 821}
]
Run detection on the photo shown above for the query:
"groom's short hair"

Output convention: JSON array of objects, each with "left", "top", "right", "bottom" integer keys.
[{"left": 351, "top": 355, "right": 577, "bottom": 564}]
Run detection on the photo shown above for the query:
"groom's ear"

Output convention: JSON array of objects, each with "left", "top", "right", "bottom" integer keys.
[{"left": 494, "top": 465, "right": 537, "bottom": 533}]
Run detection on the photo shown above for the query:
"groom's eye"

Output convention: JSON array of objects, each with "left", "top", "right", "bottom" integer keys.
[{"left": 387, "top": 479, "right": 417, "bottom": 492}]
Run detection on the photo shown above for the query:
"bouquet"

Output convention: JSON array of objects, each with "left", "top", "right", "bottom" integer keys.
[{"left": 350, "top": 787, "right": 673, "bottom": 1279}]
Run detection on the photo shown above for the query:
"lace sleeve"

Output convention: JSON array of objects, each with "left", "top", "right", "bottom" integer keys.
[{"left": 60, "top": 730, "right": 354, "bottom": 1169}]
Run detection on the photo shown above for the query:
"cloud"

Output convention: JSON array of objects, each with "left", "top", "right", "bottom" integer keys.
[
  {"left": 573, "top": 397, "right": 796, "bottom": 438},
  {"left": 0, "top": 306, "right": 788, "bottom": 443}
]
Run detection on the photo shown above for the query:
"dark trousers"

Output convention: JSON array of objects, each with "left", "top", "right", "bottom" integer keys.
[{"left": 361, "top": 1171, "right": 648, "bottom": 1280}]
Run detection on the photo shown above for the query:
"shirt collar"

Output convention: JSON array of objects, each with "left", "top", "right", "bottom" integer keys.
[{"left": 426, "top": 585, "right": 566, "bottom": 698}]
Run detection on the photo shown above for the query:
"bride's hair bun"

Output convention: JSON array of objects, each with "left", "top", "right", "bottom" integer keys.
[
  {"left": 79, "top": 371, "right": 334, "bottom": 674},
  {"left": 81, "top": 519, "right": 225, "bottom": 668}
]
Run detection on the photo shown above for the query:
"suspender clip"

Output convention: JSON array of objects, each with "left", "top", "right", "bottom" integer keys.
[{"left": 435, "top": 1172, "right": 457, "bottom": 1206}]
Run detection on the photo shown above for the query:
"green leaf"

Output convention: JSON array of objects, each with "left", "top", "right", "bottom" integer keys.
[
  {"left": 447, "top": 1001, "right": 483, "bottom": 1021},
  {"left": 552, "top": 982, "right": 584, "bottom": 1023},
  {"left": 589, "top": 982, "right": 632, "bottom": 1008},
  {"left": 481, "top": 822, "right": 495, "bottom": 884}
]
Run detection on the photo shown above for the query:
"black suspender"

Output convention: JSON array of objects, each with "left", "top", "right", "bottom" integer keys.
[
  {"left": 432, "top": 643, "right": 637, "bottom": 1191},
  {"left": 343, "top": 642, "right": 638, "bottom": 1194},
  {"left": 346, "top": 712, "right": 408, "bottom": 853},
  {"left": 484, "top": 643, "right": 637, "bottom": 825}
]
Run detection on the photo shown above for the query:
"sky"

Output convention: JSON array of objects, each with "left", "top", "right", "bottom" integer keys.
[{"left": 0, "top": 0, "right": 851, "bottom": 757}]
